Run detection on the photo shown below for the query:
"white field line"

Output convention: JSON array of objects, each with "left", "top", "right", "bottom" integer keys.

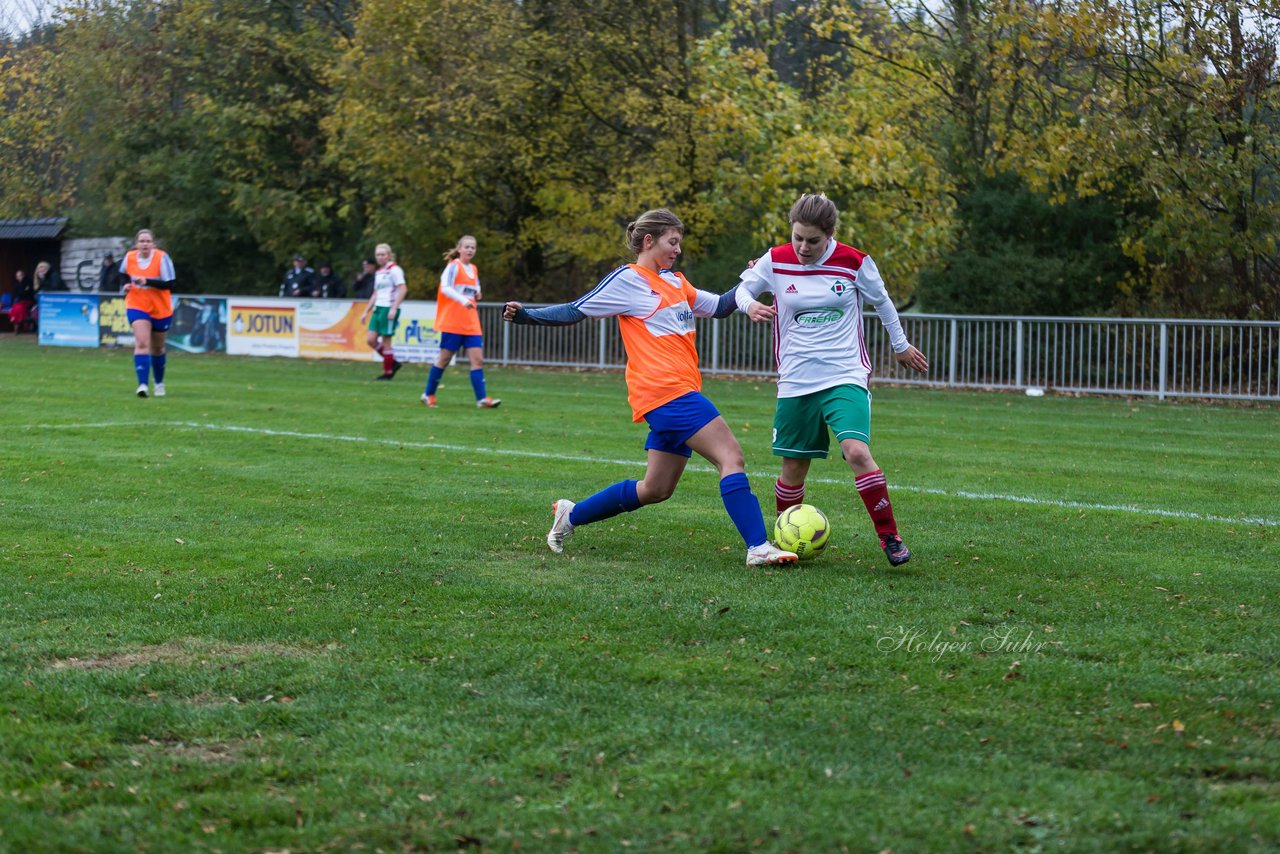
[{"left": 32, "top": 420, "right": 1279, "bottom": 528}]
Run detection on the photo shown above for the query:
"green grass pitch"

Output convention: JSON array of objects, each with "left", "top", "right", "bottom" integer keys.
[{"left": 1, "top": 338, "right": 1277, "bottom": 851}]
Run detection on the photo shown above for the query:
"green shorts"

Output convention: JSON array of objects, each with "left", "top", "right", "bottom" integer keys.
[
  {"left": 772, "top": 384, "right": 872, "bottom": 459},
  {"left": 370, "top": 306, "right": 400, "bottom": 337}
]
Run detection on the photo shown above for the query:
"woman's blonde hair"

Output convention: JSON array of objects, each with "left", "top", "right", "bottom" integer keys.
[
  {"left": 443, "top": 235, "right": 476, "bottom": 262},
  {"left": 624, "top": 209, "right": 683, "bottom": 256},
  {"left": 375, "top": 243, "right": 395, "bottom": 262},
  {"left": 135, "top": 228, "right": 155, "bottom": 243}
]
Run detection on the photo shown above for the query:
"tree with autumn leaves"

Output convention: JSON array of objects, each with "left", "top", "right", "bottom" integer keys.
[{"left": 1, "top": 0, "right": 1275, "bottom": 316}]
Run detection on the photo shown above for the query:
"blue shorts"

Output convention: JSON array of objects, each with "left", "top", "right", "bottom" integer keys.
[
  {"left": 439, "top": 332, "right": 483, "bottom": 352},
  {"left": 642, "top": 392, "right": 721, "bottom": 458},
  {"left": 127, "top": 309, "right": 173, "bottom": 331}
]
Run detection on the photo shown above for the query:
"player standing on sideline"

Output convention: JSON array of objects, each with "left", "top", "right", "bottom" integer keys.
[
  {"left": 122, "top": 229, "right": 177, "bottom": 398},
  {"left": 734, "top": 193, "right": 929, "bottom": 565},
  {"left": 422, "top": 235, "right": 500, "bottom": 409},
  {"left": 360, "top": 243, "right": 407, "bottom": 380},
  {"left": 503, "top": 208, "right": 798, "bottom": 568}
]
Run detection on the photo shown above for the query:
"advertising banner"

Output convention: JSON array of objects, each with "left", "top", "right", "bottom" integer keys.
[
  {"left": 98, "top": 296, "right": 134, "bottom": 348},
  {"left": 227, "top": 300, "right": 298, "bottom": 358},
  {"left": 390, "top": 301, "right": 442, "bottom": 364},
  {"left": 297, "top": 299, "right": 367, "bottom": 360},
  {"left": 168, "top": 297, "right": 227, "bottom": 353},
  {"left": 38, "top": 294, "right": 101, "bottom": 348}
]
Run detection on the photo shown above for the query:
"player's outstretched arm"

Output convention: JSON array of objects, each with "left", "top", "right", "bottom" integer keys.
[
  {"left": 503, "top": 301, "right": 587, "bottom": 326},
  {"left": 894, "top": 345, "right": 930, "bottom": 375}
]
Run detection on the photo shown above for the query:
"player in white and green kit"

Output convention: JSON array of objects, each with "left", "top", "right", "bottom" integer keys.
[{"left": 734, "top": 193, "right": 930, "bottom": 565}]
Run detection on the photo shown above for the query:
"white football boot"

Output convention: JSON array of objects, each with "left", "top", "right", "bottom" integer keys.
[
  {"left": 547, "top": 499, "right": 576, "bottom": 554},
  {"left": 746, "top": 542, "right": 799, "bottom": 567}
]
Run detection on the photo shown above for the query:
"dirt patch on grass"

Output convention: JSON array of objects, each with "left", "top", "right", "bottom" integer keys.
[
  {"left": 49, "top": 638, "right": 317, "bottom": 671},
  {"left": 132, "top": 737, "right": 248, "bottom": 764}
]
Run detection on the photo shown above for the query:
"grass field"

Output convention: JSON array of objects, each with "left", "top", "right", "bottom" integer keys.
[{"left": 1, "top": 337, "right": 1277, "bottom": 852}]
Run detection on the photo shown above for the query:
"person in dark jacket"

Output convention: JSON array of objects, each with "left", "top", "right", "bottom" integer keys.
[
  {"left": 99, "top": 253, "right": 127, "bottom": 292},
  {"left": 353, "top": 258, "right": 376, "bottom": 299},
  {"left": 280, "top": 254, "right": 315, "bottom": 297},
  {"left": 314, "top": 261, "right": 345, "bottom": 298}
]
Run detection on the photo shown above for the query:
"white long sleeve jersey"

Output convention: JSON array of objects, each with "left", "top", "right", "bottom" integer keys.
[{"left": 735, "top": 239, "right": 909, "bottom": 397}]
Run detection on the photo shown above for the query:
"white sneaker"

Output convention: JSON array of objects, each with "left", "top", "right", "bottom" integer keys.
[
  {"left": 547, "top": 499, "right": 576, "bottom": 554},
  {"left": 136, "top": 384, "right": 149, "bottom": 398},
  {"left": 154, "top": 383, "right": 166, "bottom": 397},
  {"left": 746, "top": 542, "right": 799, "bottom": 567}
]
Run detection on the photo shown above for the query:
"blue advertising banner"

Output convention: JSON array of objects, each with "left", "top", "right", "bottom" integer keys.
[{"left": 38, "top": 294, "right": 101, "bottom": 348}]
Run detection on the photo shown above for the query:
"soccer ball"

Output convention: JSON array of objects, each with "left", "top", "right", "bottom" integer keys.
[{"left": 773, "top": 504, "right": 831, "bottom": 561}]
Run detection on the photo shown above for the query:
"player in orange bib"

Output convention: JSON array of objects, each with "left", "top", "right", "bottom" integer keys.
[
  {"left": 421, "top": 235, "right": 500, "bottom": 409},
  {"left": 503, "top": 209, "right": 797, "bottom": 568},
  {"left": 121, "top": 229, "right": 177, "bottom": 398}
]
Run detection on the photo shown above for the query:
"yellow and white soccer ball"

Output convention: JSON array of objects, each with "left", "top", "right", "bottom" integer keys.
[{"left": 773, "top": 504, "right": 831, "bottom": 561}]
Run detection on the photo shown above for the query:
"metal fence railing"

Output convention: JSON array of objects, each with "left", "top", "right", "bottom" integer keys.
[{"left": 482, "top": 304, "right": 1280, "bottom": 402}]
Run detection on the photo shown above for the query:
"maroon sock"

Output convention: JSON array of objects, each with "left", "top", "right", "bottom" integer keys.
[
  {"left": 382, "top": 348, "right": 395, "bottom": 373},
  {"left": 855, "top": 468, "right": 898, "bottom": 541},
  {"left": 775, "top": 480, "right": 805, "bottom": 515}
]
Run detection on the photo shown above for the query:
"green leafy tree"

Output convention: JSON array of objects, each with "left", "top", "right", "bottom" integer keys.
[
  {"left": 0, "top": 40, "right": 75, "bottom": 217},
  {"left": 52, "top": 0, "right": 359, "bottom": 292}
]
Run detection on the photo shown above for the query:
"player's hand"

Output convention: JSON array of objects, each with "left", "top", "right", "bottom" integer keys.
[
  {"left": 503, "top": 301, "right": 523, "bottom": 322},
  {"left": 895, "top": 345, "right": 929, "bottom": 375},
  {"left": 746, "top": 300, "right": 775, "bottom": 323}
]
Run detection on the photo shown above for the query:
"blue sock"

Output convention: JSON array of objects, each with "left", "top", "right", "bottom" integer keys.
[
  {"left": 569, "top": 480, "right": 641, "bottom": 527},
  {"left": 470, "top": 368, "right": 486, "bottom": 400},
  {"left": 425, "top": 365, "right": 444, "bottom": 396},
  {"left": 134, "top": 354, "right": 151, "bottom": 386},
  {"left": 720, "top": 472, "right": 768, "bottom": 548},
  {"left": 152, "top": 353, "right": 166, "bottom": 383}
]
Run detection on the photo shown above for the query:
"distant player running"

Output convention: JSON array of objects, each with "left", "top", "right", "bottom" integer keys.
[
  {"left": 422, "top": 235, "right": 500, "bottom": 409},
  {"left": 360, "top": 243, "right": 407, "bottom": 380},
  {"left": 503, "top": 208, "right": 797, "bottom": 568},
  {"left": 734, "top": 193, "right": 929, "bottom": 565},
  {"left": 121, "top": 229, "right": 177, "bottom": 398}
]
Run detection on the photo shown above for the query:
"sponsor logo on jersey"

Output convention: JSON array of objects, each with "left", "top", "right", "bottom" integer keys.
[
  {"left": 795, "top": 308, "right": 844, "bottom": 326},
  {"left": 785, "top": 284, "right": 798, "bottom": 293}
]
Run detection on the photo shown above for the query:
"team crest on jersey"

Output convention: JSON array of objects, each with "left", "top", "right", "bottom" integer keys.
[{"left": 830, "top": 281, "right": 851, "bottom": 296}]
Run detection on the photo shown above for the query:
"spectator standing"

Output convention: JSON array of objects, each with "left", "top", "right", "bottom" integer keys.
[
  {"left": 315, "top": 261, "right": 344, "bottom": 298},
  {"left": 34, "top": 261, "right": 64, "bottom": 292},
  {"left": 99, "top": 253, "right": 126, "bottom": 292},
  {"left": 353, "top": 258, "right": 376, "bottom": 299},
  {"left": 359, "top": 243, "right": 407, "bottom": 380},
  {"left": 281, "top": 254, "right": 315, "bottom": 297},
  {"left": 733, "top": 193, "right": 929, "bottom": 566},
  {"left": 502, "top": 208, "right": 797, "bottom": 568},
  {"left": 122, "top": 228, "right": 178, "bottom": 398},
  {"left": 422, "top": 235, "right": 500, "bottom": 409}
]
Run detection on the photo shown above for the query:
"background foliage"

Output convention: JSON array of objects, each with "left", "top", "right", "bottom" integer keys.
[{"left": 1, "top": 0, "right": 1277, "bottom": 315}]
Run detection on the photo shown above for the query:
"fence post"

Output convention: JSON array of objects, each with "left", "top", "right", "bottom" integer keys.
[
  {"left": 1158, "top": 322, "right": 1168, "bottom": 401},
  {"left": 1015, "top": 319, "right": 1024, "bottom": 388},
  {"left": 710, "top": 319, "right": 721, "bottom": 374},
  {"left": 501, "top": 315, "right": 510, "bottom": 366},
  {"left": 948, "top": 318, "right": 958, "bottom": 388},
  {"left": 598, "top": 318, "right": 608, "bottom": 369}
]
